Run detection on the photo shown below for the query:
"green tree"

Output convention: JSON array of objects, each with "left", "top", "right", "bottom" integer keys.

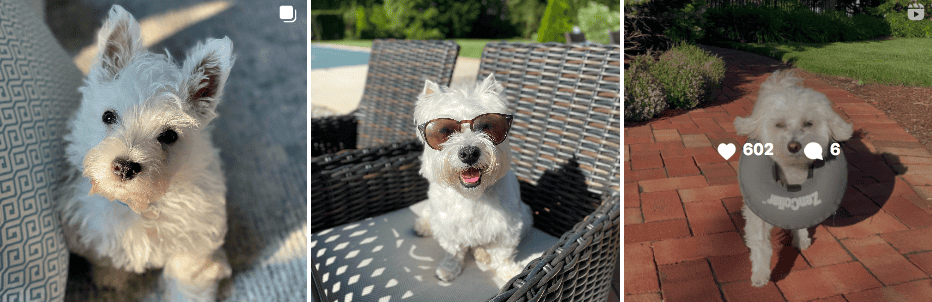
[
  {"left": 537, "top": 0, "right": 576, "bottom": 42},
  {"left": 507, "top": 0, "right": 549, "bottom": 38},
  {"left": 578, "top": 2, "right": 620, "bottom": 44}
]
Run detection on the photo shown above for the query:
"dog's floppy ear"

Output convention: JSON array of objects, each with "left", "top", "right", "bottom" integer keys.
[
  {"left": 94, "top": 5, "right": 145, "bottom": 81},
  {"left": 828, "top": 112, "right": 853, "bottom": 142},
  {"left": 181, "top": 37, "right": 235, "bottom": 122},
  {"left": 734, "top": 115, "right": 761, "bottom": 140},
  {"left": 476, "top": 73, "right": 504, "bottom": 95}
]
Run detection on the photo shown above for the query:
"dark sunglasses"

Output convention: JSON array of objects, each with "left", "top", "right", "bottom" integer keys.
[{"left": 417, "top": 113, "right": 514, "bottom": 151}]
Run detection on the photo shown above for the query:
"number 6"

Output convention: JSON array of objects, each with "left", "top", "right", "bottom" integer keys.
[{"left": 830, "top": 143, "right": 840, "bottom": 156}]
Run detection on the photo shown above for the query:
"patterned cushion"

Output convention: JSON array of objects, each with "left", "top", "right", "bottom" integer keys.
[
  {"left": 312, "top": 201, "right": 558, "bottom": 302},
  {"left": 0, "top": 0, "right": 83, "bottom": 301}
]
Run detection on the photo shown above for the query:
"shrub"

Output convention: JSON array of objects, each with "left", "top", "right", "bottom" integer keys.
[
  {"left": 703, "top": 3, "right": 890, "bottom": 44},
  {"left": 343, "top": 7, "right": 361, "bottom": 39},
  {"left": 887, "top": 11, "right": 932, "bottom": 37},
  {"left": 384, "top": 0, "right": 446, "bottom": 40},
  {"left": 677, "top": 44, "right": 725, "bottom": 105},
  {"left": 468, "top": 0, "right": 521, "bottom": 39},
  {"left": 625, "top": 55, "right": 668, "bottom": 122},
  {"left": 650, "top": 44, "right": 725, "bottom": 109},
  {"left": 870, "top": 0, "right": 932, "bottom": 16},
  {"left": 354, "top": 5, "right": 402, "bottom": 39},
  {"left": 350, "top": 0, "right": 487, "bottom": 39},
  {"left": 311, "top": 10, "right": 346, "bottom": 40},
  {"left": 650, "top": 56, "right": 704, "bottom": 109},
  {"left": 577, "top": 2, "right": 620, "bottom": 44},
  {"left": 401, "top": 0, "right": 482, "bottom": 38}
]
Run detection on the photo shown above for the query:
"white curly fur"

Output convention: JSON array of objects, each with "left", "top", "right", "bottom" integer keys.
[
  {"left": 734, "top": 70, "right": 853, "bottom": 287},
  {"left": 412, "top": 74, "right": 533, "bottom": 283},
  {"left": 59, "top": 5, "right": 234, "bottom": 301}
]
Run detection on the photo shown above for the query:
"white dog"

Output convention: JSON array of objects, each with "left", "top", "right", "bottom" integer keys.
[
  {"left": 734, "top": 69, "right": 853, "bottom": 287},
  {"left": 412, "top": 74, "right": 533, "bottom": 282},
  {"left": 59, "top": 5, "right": 233, "bottom": 301}
]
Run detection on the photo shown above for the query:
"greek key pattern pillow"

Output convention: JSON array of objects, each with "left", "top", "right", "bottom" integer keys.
[{"left": 0, "top": 0, "right": 83, "bottom": 301}]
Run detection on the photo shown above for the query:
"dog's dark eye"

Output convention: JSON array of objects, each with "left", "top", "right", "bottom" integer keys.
[
  {"left": 804, "top": 121, "right": 813, "bottom": 127},
  {"left": 157, "top": 129, "right": 178, "bottom": 145},
  {"left": 102, "top": 110, "right": 118, "bottom": 125},
  {"left": 776, "top": 122, "right": 785, "bottom": 129}
]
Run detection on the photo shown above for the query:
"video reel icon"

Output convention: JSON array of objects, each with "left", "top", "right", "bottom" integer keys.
[{"left": 909, "top": 3, "right": 925, "bottom": 21}]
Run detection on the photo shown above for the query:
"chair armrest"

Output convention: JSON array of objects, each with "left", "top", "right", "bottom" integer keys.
[
  {"left": 311, "top": 114, "right": 358, "bottom": 157},
  {"left": 311, "top": 256, "right": 329, "bottom": 302},
  {"left": 489, "top": 192, "right": 620, "bottom": 302},
  {"left": 311, "top": 139, "right": 429, "bottom": 232}
]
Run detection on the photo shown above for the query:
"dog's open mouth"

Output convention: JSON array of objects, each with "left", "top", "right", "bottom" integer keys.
[{"left": 461, "top": 168, "right": 482, "bottom": 187}]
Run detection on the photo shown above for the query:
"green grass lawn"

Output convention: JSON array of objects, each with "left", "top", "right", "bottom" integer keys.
[
  {"left": 316, "top": 38, "right": 536, "bottom": 59},
  {"left": 716, "top": 38, "right": 932, "bottom": 87}
]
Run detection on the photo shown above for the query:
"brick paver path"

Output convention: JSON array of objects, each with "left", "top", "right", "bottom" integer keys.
[{"left": 624, "top": 45, "right": 932, "bottom": 302}]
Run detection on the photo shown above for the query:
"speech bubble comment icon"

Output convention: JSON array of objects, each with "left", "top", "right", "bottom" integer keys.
[
  {"left": 717, "top": 143, "right": 736, "bottom": 160},
  {"left": 804, "top": 142, "right": 823, "bottom": 160}
]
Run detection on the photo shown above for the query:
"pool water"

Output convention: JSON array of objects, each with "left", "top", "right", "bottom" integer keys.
[{"left": 311, "top": 46, "right": 370, "bottom": 69}]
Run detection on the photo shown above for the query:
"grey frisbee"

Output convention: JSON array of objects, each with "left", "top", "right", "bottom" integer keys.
[{"left": 739, "top": 139, "right": 847, "bottom": 230}]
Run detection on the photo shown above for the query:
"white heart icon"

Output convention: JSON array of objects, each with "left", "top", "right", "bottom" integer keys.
[{"left": 717, "top": 143, "right": 736, "bottom": 160}]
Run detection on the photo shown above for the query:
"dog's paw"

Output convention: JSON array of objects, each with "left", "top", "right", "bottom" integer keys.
[
  {"left": 750, "top": 271, "right": 770, "bottom": 287},
  {"left": 794, "top": 235, "right": 811, "bottom": 250},
  {"left": 435, "top": 259, "right": 463, "bottom": 282},
  {"left": 413, "top": 218, "right": 432, "bottom": 237},
  {"left": 793, "top": 229, "right": 811, "bottom": 250},
  {"left": 494, "top": 262, "right": 523, "bottom": 281},
  {"left": 473, "top": 247, "right": 492, "bottom": 271},
  {"left": 193, "top": 250, "right": 232, "bottom": 282}
]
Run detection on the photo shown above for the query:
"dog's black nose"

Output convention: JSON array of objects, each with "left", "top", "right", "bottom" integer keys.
[
  {"left": 113, "top": 158, "right": 142, "bottom": 181},
  {"left": 459, "top": 146, "right": 481, "bottom": 165},
  {"left": 788, "top": 141, "right": 802, "bottom": 153}
]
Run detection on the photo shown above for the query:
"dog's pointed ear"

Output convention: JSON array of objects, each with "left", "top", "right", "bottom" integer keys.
[
  {"left": 476, "top": 74, "right": 504, "bottom": 95},
  {"left": 829, "top": 113, "right": 853, "bottom": 141},
  {"left": 181, "top": 37, "right": 235, "bottom": 122},
  {"left": 421, "top": 79, "right": 442, "bottom": 97},
  {"left": 94, "top": 5, "right": 145, "bottom": 81},
  {"left": 734, "top": 115, "right": 760, "bottom": 140}
]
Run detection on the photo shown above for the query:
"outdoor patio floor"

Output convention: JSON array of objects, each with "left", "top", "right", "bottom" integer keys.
[{"left": 624, "top": 45, "right": 932, "bottom": 301}]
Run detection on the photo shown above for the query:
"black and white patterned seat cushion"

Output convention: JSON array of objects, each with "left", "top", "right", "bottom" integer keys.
[{"left": 0, "top": 0, "right": 83, "bottom": 301}]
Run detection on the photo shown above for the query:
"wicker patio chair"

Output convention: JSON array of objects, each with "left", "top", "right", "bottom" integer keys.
[
  {"left": 311, "top": 39, "right": 460, "bottom": 156},
  {"left": 311, "top": 42, "right": 620, "bottom": 302},
  {"left": 610, "top": 30, "right": 620, "bottom": 45}
]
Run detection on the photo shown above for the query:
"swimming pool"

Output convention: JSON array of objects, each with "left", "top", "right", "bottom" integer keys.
[{"left": 311, "top": 46, "right": 370, "bottom": 69}]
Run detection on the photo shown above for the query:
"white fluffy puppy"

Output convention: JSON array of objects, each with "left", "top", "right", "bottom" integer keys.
[
  {"left": 412, "top": 74, "right": 533, "bottom": 282},
  {"left": 734, "top": 69, "right": 853, "bottom": 287},
  {"left": 59, "top": 5, "right": 233, "bottom": 301}
]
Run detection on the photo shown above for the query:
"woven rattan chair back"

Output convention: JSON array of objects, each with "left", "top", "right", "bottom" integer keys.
[
  {"left": 477, "top": 41, "right": 620, "bottom": 237},
  {"left": 354, "top": 39, "right": 460, "bottom": 149},
  {"left": 478, "top": 41, "right": 620, "bottom": 302}
]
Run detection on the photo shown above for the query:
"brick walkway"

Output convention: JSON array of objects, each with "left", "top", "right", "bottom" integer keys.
[{"left": 624, "top": 45, "right": 932, "bottom": 302}]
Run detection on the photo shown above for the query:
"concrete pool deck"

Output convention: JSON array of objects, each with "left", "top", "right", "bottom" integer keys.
[{"left": 310, "top": 43, "right": 481, "bottom": 118}]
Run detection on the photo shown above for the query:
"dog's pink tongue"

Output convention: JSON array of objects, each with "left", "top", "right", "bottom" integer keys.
[{"left": 462, "top": 168, "right": 481, "bottom": 184}]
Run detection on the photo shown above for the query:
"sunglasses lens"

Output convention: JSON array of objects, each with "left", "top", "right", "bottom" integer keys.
[
  {"left": 424, "top": 119, "right": 459, "bottom": 149},
  {"left": 473, "top": 114, "right": 512, "bottom": 144}
]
